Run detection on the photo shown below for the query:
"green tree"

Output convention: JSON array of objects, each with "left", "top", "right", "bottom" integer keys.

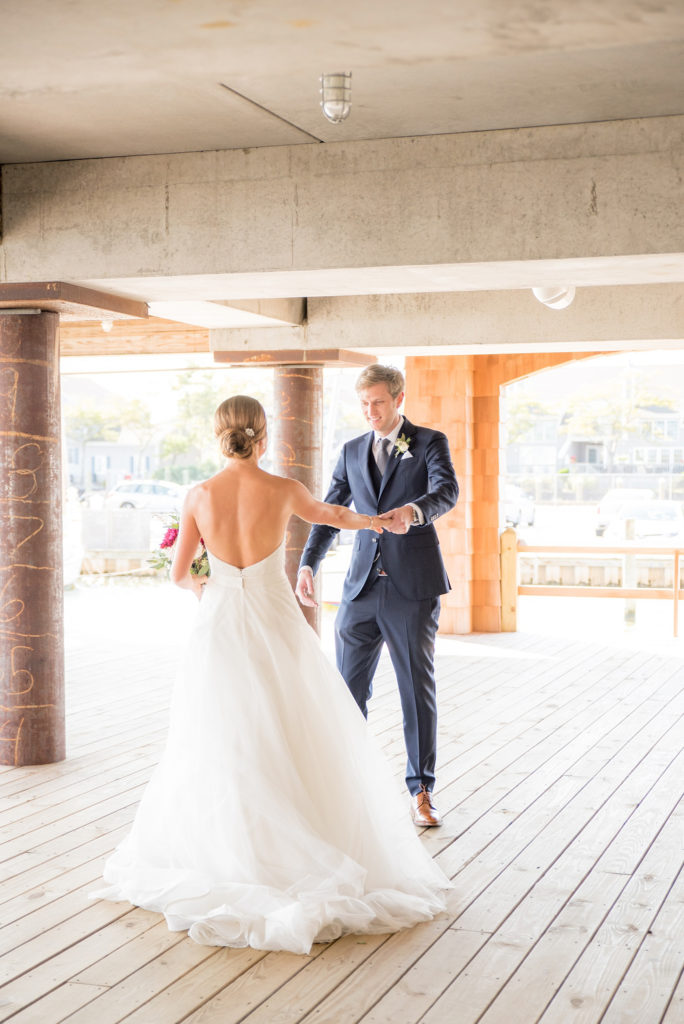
[
  {"left": 115, "top": 399, "right": 159, "bottom": 476},
  {"left": 159, "top": 368, "right": 275, "bottom": 479},
  {"left": 159, "top": 371, "right": 227, "bottom": 478},
  {"left": 503, "top": 398, "right": 555, "bottom": 444}
]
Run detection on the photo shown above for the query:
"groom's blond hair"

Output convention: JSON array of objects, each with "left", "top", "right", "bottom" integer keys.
[{"left": 355, "top": 365, "right": 404, "bottom": 399}]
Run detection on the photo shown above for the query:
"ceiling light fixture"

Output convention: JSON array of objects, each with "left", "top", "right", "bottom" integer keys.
[
  {"left": 532, "top": 285, "right": 576, "bottom": 310},
  {"left": 100, "top": 319, "right": 114, "bottom": 332},
  {"left": 320, "top": 72, "right": 352, "bottom": 124}
]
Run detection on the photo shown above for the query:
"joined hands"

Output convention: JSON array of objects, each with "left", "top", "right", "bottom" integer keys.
[
  {"left": 296, "top": 505, "right": 416, "bottom": 608},
  {"left": 378, "top": 505, "right": 415, "bottom": 535}
]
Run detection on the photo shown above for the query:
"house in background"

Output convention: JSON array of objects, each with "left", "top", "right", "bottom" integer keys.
[
  {"left": 62, "top": 376, "right": 162, "bottom": 492},
  {"left": 65, "top": 434, "right": 160, "bottom": 493},
  {"left": 502, "top": 363, "right": 684, "bottom": 503}
]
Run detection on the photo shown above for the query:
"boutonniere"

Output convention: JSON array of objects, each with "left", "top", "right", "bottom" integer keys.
[{"left": 393, "top": 433, "right": 412, "bottom": 458}]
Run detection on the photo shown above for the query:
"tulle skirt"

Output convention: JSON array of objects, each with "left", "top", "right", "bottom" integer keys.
[{"left": 91, "top": 543, "right": 451, "bottom": 954}]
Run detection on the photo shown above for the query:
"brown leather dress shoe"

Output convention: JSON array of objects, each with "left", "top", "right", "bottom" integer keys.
[{"left": 410, "top": 786, "right": 442, "bottom": 827}]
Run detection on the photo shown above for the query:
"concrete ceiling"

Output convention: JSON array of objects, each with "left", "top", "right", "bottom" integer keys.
[
  {"left": 3, "top": 0, "right": 684, "bottom": 165},
  {"left": 3, "top": 0, "right": 684, "bottom": 350}
]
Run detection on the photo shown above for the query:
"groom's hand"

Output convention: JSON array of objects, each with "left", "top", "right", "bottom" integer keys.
[
  {"left": 295, "top": 567, "right": 318, "bottom": 607},
  {"left": 379, "top": 506, "right": 413, "bottom": 535}
]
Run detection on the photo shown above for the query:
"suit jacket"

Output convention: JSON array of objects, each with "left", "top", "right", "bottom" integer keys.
[{"left": 300, "top": 417, "right": 459, "bottom": 602}]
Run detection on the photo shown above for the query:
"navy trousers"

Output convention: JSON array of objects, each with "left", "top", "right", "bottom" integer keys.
[{"left": 334, "top": 573, "right": 440, "bottom": 796}]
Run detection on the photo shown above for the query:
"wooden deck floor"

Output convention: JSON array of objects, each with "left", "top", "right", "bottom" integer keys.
[{"left": 1, "top": 586, "right": 684, "bottom": 1024}]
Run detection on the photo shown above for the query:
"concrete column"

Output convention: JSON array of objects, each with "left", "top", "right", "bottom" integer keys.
[
  {"left": 272, "top": 366, "right": 323, "bottom": 632},
  {"left": 0, "top": 310, "right": 65, "bottom": 765}
]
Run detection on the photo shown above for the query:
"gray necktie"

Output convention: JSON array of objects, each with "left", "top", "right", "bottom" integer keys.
[{"left": 376, "top": 437, "right": 391, "bottom": 475}]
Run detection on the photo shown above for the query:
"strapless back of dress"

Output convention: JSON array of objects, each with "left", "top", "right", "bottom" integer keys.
[
  {"left": 206, "top": 540, "right": 286, "bottom": 581},
  {"left": 92, "top": 541, "right": 450, "bottom": 954}
]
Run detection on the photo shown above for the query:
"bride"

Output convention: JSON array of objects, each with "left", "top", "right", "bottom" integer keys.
[{"left": 92, "top": 395, "right": 451, "bottom": 954}]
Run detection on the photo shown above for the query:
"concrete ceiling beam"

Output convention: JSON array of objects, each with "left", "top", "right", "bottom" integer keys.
[
  {"left": 211, "top": 283, "right": 684, "bottom": 357},
  {"left": 2, "top": 116, "right": 683, "bottom": 297}
]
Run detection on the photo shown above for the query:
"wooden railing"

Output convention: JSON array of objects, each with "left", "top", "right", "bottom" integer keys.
[{"left": 500, "top": 528, "right": 684, "bottom": 637}]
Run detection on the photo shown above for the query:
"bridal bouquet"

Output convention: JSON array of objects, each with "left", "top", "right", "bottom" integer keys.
[{"left": 149, "top": 517, "right": 210, "bottom": 577}]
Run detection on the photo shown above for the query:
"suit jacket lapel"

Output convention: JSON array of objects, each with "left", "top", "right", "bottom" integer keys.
[
  {"left": 379, "top": 417, "right": 416, "bottom": 497},
  {"left": 359, "top": 432, "right": 377, "bottom": 501}
]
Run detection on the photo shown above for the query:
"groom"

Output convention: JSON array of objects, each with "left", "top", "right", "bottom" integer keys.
[{"left": 296, "top": 365, "right": 458, "bottom": 826}]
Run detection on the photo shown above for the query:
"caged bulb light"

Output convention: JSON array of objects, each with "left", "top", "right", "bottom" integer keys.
[
  {"left": 532, "top": 285, "right": 576, "bottom": 310},
  {"left": 320, "top": 72, "right": 352, "bottom": 124}
]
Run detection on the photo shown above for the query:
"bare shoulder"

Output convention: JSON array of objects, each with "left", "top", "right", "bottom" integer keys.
[
  {"left": 182, "top": 477, "right": 212, "bottom": 510},
  {"left": 260, "top": 471, "right": 310, "bottom": 508},
  {"left": 259, "top": 468, "right": 298, "bottom": 492}
]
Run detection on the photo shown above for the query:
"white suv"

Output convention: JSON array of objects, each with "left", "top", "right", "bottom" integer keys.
[{"left": 104, "top": 480, "right": 185, "bottom": 514}]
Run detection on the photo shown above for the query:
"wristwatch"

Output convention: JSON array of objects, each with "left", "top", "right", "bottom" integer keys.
[{"left": 411, "top": 506, "right": 421, "bottom": 526}]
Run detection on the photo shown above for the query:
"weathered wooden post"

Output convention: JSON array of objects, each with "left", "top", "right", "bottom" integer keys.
[
  {"left": 0, "top": 310, "right": 65, "bottom": 765},
  {"left": 0, "top": 283, "right": 147, "bottom": 765},
  {"left": 273, "top": 366, "right": 323, "bottom": 633}
]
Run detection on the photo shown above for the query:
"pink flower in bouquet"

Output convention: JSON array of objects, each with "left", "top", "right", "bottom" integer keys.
[
  {"left": 149, "top": 516, "right": 209, "bottom": 578},
  {"left": 160, "top": 527, "right": 179, "bottom": 549}
]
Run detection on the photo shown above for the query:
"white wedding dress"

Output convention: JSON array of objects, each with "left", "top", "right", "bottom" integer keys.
[{"left": 92, "top": 542, "right": 451, "bottom": 954}]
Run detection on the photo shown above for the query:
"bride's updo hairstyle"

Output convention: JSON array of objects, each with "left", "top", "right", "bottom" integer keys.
[{"left": 214, "top": 395, "right": 267, "bottom": 460}]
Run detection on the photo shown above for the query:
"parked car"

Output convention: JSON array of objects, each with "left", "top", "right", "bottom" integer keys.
[
  {"left": 502, "top": 484, "right": 535, "bottom": 528},
  {"left": 603, "top": 499, "right": 684, "bottom": 541},
  {"left": 595, "top": 487, "right": 654, "bottom": 536},
  {"left": 104, "top": 479, "right": 186, "bottom": 514}
]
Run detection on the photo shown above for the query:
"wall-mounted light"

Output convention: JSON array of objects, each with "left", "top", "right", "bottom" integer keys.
[
  {"left": 320, "top": 72, "right": 352, "bottom": 124},
  {"left": 532, "top": 286, "right": 576, "bottom": 310}
]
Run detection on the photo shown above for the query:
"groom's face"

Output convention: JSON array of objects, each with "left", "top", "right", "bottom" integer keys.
[{"left": 358, "top": 383, "right": 404, "bottom": 437}]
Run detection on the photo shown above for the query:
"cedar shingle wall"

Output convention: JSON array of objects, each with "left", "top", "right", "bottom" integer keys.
[{"left": 406, "top": 352, "right": 600, "bottom": 633}]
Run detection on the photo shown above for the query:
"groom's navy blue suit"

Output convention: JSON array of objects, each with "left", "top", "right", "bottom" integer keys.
[{"left": 300, "top": 416, "right": 458, "bottom": 795}]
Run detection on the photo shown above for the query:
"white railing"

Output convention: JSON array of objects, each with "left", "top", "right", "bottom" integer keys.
[{"left": 500, "top": 528, "right": 684, "bottom": 637}]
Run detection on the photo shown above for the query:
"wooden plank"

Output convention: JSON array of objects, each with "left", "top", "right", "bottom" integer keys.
[
  {"left": 599, "top": 862, "right": 684, "bottom": 1023},
  {"left": 0, "top": 828, "right": 127, "bottom": 909},
  {"left": 661, "top": 972, "right": 684, "bottom": 1024},
  {"left": 314, "top": 925, "right": 484, "bottom": 1024},
  {"left": 0, "top": 755, "right": 159, "bottom": 830},
  {"left": 519, "top": 586, "right": 674, "bottom": 600},
  {"left": 191, "top": 933, "right": 387, "bottom": 1024},
  {"left": 419, "top": 743, "right": 684, "bottom": 1023},
  {"left": 472, "top": 794, "right": 684, "bottom": 1024},
  {"left": 0, "top": 774, "right": 149, "bottom": 858},
  {"left": 0, "top": 805, "right": 137, "bottom": 883},
  {"left": 0, "top": 907, "right": 158, "bottom": 1006},
  {"left": 120, "top": 947, "right": 268, "bottom": 1024},
  {"left": 59, "top": 317, "right": 209, "bottom": 356},
  {"left": 0, "top": 864, "right": 118, "bottom": 939},
  {"left": 426, "top": 652, "right": 681, "bottom": 872},
  {"left": 532, "top": 809, "right": 684, "bottom": 1023},
  {"left": 5, "top": 983, "right": 109, "bottom": 1024},
  {"left": 138, "top": 946, "right": 322, "bottom": 1024},
  {"left": 1, "top": 616, "right": 683, "bottom": 1024},
  {"left": 0, "top": 282, "right": 147, "bottom": 320}
]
